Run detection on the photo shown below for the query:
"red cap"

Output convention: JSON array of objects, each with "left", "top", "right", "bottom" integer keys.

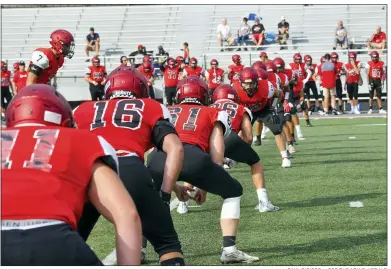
[
  {"left": 138, "top": 44, "right": 143, "bottom": 49},
  {"left": 260, "top": 52, "right": 268, "bottom": 57}
]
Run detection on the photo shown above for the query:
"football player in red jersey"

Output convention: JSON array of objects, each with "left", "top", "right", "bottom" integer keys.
[
  {"left": 205, "top": 59, "right": 225, "bottom": 99},
  {"left": 2, "top": 84, "right": 141, "bottom": 265},
  {"left": 227, "top": 54, "right": 245, "bottom": 84},
  {"left": 303, "top": 55, "right": 321, "bottom": 113},
  {"left": 330, "top": 52, "right": 346, "bottom": 113},
  {"left": 74, "top": 67, "right": 186, "bottom": 266},
  {"left": 138, "top": 61, "right": 156, "bottom": 99},
  {"left": 233, "top": 67, "right": 291, "bottom": 168},
  {"left": 251, "top": 61, "right": 267, "bottom": 144},
  {"left": 182, "top": 57, "right": 204, "bottom": 78},
  {"left": 147, "top": 76, "right": 259, "bottom": 264},
  {"left": 27, "top": 29, "right": 75, "bottom": 87},
  {"left": 84, "top": 56, "right": 107, "bottom": 101},
  {"left": 361, "top": 51, "right": 386, "bottom": 114},
  {"left": 12, "top": 62, "right": 20, "bottom": 73},
  {"left": 1, "top": 61, "right": 14, "bottom": 114},
  {"left": 210, "top": 84, "right": 280, "bottom": 212},
  {"left": 12, "top": 61, "right": 28, "bottom": 95},
  {"left": 160, "top": 57, "right": 183, "bottom": 105}
]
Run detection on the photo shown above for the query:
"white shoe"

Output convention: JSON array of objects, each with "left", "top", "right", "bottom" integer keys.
[
  {"left": 261, "top": 126, "right": 270, "bottom": 139},
  {"left": 176, "top": 201, "right": 189, "bottom": 214},
  {"left": 220, "top": 246, "right": 260, "bottom": 264},
  {"left": 367, "top": 109, "right": 373, "bottom": 114},
  {"left": 297, "top": 134, "right": 306, "bottom": 140},
  {"left": 318, "top": 110, "right": 326, "bottom": 115},
  {"left": 354, "top": 107, "right": 361, "bottom": 114},
  {"left": 288, "top": 144, "right": 296, "bottom": 153},
  {"left": 255, "top": 201, "right": 280, "bottom": 212},
  {"left": 223, "top": 164, "right": 230, "bottom": 169},
  {"left": 379, "top": 109, "right": 387, "bottom": 114},
  {"left": 141, "top": 248, "right": 147, "bottom": 264},
  {"left": 348, "top": 109, "right": 354, "bottom": 114},
  {"left": 281, "top": 158, "right": 291, "bottom": 168}
]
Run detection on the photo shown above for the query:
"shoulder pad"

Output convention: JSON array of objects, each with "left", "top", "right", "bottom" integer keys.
[
  {"left": 31, "top": 50, "right": 49, "bottom": 69},
  {"left": 217, "top": 110, "right": 232, "bottom": 138}
]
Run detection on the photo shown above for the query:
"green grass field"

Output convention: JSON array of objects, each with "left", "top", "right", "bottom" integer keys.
[{"left": 88, "top": 116, "right": 387, "bottom": 266}]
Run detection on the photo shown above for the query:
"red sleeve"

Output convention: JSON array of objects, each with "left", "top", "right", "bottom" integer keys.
[{"left": 12, "top": 72, "right": 18, "bottom": 83}]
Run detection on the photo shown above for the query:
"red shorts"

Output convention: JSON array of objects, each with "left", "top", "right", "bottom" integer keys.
[{"left": 253, "top": 33, "right": 265, "bottom": 44}]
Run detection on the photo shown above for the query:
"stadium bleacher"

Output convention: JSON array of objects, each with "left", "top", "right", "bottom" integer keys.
[{"left": 1, "top": 4, "right": 387, "bottom": 103}]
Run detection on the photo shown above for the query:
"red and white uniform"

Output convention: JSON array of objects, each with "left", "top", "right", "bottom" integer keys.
[
  {"left": 334, "top": 61, "right": 344, "bottom": 79},
  {"left": 12, "top": 71, "right": 28, "bottom": 92},
  {"left": 361, "top": 60, "right": 385, "bottom": 80},
  {"left": 287, "top": 62, "right": 307, "bottom": 97},
  {"left": 163, "top": 66, "right": 181, "bottom": 87},
  {"left": 227, "top": 64, "right": 244, "bottom": 83},
  {"left": 1, "top": 70, "right": 12, "bottom": 87},
  {"left": 86, "top": 65, "right": 107, "bottom": 83},
  {"left": 29, "top": 48, "right": 64, "bottom": 85},
  {"left": 210, "top": 100, "right": 252, "bottom": 133},
  {"left": 1, "top": 126, "right": 118, "bottom": 230},
  {"left": 233, "top": 80, "right": 275, "bottom": 113},
  {"left": 205, "top": 68, "right": 225, "bottom": 90},
  {"left": 74, "top": 98, "right": 171, "bottom": 161},
  {"left": 183, "top": 66, "right": 204, "bottom": 77},
  {"left": 137, "top": 66, "right": 154, "bottom": 85},
  {"left": 344, "top": 61, "right": 365, "bottom": 84},
  {"left": 305, "top": 64, "right": 317, "bottom": 82},
  {"left": 168, "top": 105, "right": 230, "bottom": 152},
  {"left": 267, "top": 72, "right": 281, "bottom": 90}
]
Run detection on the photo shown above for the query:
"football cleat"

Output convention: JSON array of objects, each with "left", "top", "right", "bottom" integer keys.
[
  {"left": 297, "top": 133, "right": 306, "bottom": 140},
  {"left": 354, "top": 107, "right": 361, "bottom": 114},
  {"left": 379, "top": 109, "right": 387, "bottom": 114},
  {"left": 288, "top": 144, "right": 296, "bottom": 154},
  {"left": 255, "top": 201, "right": 280, "bottom": 212},
  {"left": 176, "top": 201, "right": 189, "bottom": 214},
  {"left": 282, "top": 158, "right": 291, "bottom": 168},
  {"left": 367, "top": 109, "right": 373, "bottom": 114},
  {"left": 220, "top": 246, "right": 260, "bottom": 264}
]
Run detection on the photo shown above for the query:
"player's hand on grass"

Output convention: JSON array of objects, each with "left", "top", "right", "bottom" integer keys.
[
  {"left": 174, "top": 184, "right": 195, "bottom": 202},
  {"left": 193, "top": 189, "right": 207, "bottom": 205}
]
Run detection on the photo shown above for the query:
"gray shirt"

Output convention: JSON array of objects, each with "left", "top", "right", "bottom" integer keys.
[
  {"left": 238, "top": 23, "right": 251, "bottom": 37},
  {"left": 335, "top": 26, "right": 347, "bottom": 38}
]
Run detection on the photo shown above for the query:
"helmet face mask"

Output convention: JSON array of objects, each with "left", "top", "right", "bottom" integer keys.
[
  {"left": 105, "top": 68, "right": 149, "bottom": 100},
  {"left": 176, "top": 76, "right": 208, "bottom": 105},
  {"left": 49, "top": 29, "right": 75, "bottom": 59},
  {"left": 239, "top": 67, "right": 258, "bottom": 97}
]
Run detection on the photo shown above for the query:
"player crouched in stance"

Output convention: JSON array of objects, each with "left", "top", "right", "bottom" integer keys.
[
  {"left": 147, "top": 76, "right": 260, "bottom": 264},
  {"left": 233, "top": 67, "right": 291, "bottom": 168},
  {"left": 74, "top": 67, "right": 187, "bottom": 266},
  {"left": 1, "top": 85, "right": 141, "bottom": 265},
  {"left": 210, "top": 84, "right": 280, "bottom": 212}
]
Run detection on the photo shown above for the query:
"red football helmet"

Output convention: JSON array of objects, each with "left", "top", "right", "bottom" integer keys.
[
  {"left": 176, "top": 56, "right": 184, "bottom": 65},
  {"left": 265, "top": 61, "right": 277, "bottom": 73},
  {"left": 348, "top": 51, "right": 357, "bottom": 60},
  {"left": 273, "top": 57, "right": 285, "bottom": 72},
  {"left": 167, "top": 58, "right": 176, "bottom": 67},
  {"left": 91, "top": 56, "right": 100, "bottom": 66},
  {"left": 239, "top": 67, "right": 258, "bottom": 97},
  {"left": 293, "top": 53, "right": 302, "bottom": 62},
  {"left": 190, "top": 57, "right": 198, "bottom": 67},
  {"left": 6, "top": 84, "right": 74, "bottom": 128},
  {"left": 370, "top": 51, "right": 379, "bottom": 62},
  {"left": 1, "top": 61, "right": 7, "bottom": 71},
  {"left": 254, "top": 68, "right": 268, "bottom": 80},
  {"left": 13, "top": 62, "right": 20, "bottom": 72},
  {"left": 330, "top": 52, "right": 339, "bottom": 62},
  {"left": 212, "top": 84, "right": 239, "bottom": 104},
  {"left": 176, "top": 75, "right": 209, "bottom": 105},
  {"left": 252, "top": 61, "right": 267, "bottom": 71},
  {"left": 210, "top": 59, "right": 219, "bottom": 67},
  {"left": 143, "top": 55, "right": 152, "bottom": 63},
  {"left": 142, "top": 62, "right": 152, "bottom": 73},
  {"left": 232, "top": 54, "right": 241, "bottom": 65},
  {"left": 105, "top": 67, "right": 149, "bottom": 99},
  {"left": 304, "top": 55, "right": 312, "bottom": 63},
  {"left": 320, "top": 56, "right": 326, "bottom": 63},
  {"left": 49, "top": 29, "right": 75, "bottom": 59}
]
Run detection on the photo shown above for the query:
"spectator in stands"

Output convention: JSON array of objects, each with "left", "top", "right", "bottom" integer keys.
[
  {"left": 251, "top": 17, "right": 265, "bottom": 51},
  {"left": 12, "top": 61, "right": 28, "bottom": 94},
  {"left": 216, "top": 18, "right": 235, "bottom": 52},
  {"left": 85, "top": 27, "right": 100, "bottom": 62},
  {"left": 84, "top": 56, "right": 106, "bottom": 101},
  {"left": 333, "top": 21, "right": 348, "bottom": 50},
  {"left": 237, "top": 17, "right": 251, "bottom": 51},
  {"left": 183, "top": 42, "right": 190, "bottom": 64},
  {"left": 367, "top": 26, "right": 386, "bottom": 50},
  {"left": 129, "top": 45, "right": 147, "bottom": 68},
  {"left": 120, "top": 56, "right": 129, "bottom": 67},
  {"left": 276, "top": 16, "right": 289, "bottom": 50}
]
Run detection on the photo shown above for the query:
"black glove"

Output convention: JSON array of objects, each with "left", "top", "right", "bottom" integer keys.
[{"left": 159, "top": 190, "right": 171, "bottom": 208}]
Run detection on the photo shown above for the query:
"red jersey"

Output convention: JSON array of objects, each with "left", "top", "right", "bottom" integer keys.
[
  {"left": 366, "top": 60, "right": 385, "bottom": 80},
  {"left": 371, "top": 32, "right": 386, "bottom": 43},
  {"left": 12, "top": 70, "right": 28, "bottom": 92},
  {"left": 137, "top": 65, "right": 154, "bottom": 85},
  {"left": 1, "top": 126, "right": 118, "bottom": 230},
  {"left": 233, "top": 80, "right": 274, "bottom": 112},
  {"left": 283, "top": 68, "right": 293, "bottom": 80},
  {"left": 163, "top": 66, "right": 180, "bottom": 87},
  {"left": 210, "top": 100, "right": 252, "bottom": 133},
  {"left": 86, "top": 65, "right": 107, "bottom": 83},
  {"left": 168, "top": 104, "right": 230, "bottom": 152},
  {"left": 1, "top": 70, "right": 11, "bottom": 87},
  {"left": 288, "top": 63, "right": 305, "bottom": 94},
  {"left": 344, "top": 61, "right": 361, "bottom": 83},
  {"left": 29, "top": 48, "right": 64, "bottom": 85},
  {"left": 277, "top": 73, "right": 289, "bottom": 89},
  {"left": 183, "top": 66, "right": 204, "bottom": 77},
  {"left": 267, "top": 72, "right": 281, "bottom": 90},
  {"left": 74, "top": 98, "right": 171, "bottom": 161},
  {"left": 334, "top": 62, "right": 344, "bottom": 79},
  {"left": 319, "top": 62, "right": 336, "bottom": 88},
  {"left": 227, "top": 64, "right": 244, "bottom": 83},
  {"left": 205, "top": 68, "right": 225, "bottom": 89},
  {"left": 304, "top": 64, "right": 317, "bottom": 82}
]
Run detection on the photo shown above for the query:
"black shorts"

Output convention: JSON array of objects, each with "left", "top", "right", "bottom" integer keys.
[
  {"left": 224, "top": 131, "right": 260, "bottom": 166},
  {"left": 165, "top": 86, "right": 176, "bottom": 106},
  {"left": 89, "top": 83, "right": 104, "bottom": 101},
  {"left": 1, "top": 86, "right": 13, "bottom": 109},
  {"left": 147, "top": 143, "right": 243, "bottom": 199},
  {"left": 335, "top": 78, "right": 343, "bottom": 99},
  {"left": 346, "top": 83, "right": 359, "bottom": 100},
  {"left": 303, "top": 81, "right": 319, "bottom": 100},
  {"left": 2, "top": 224, "right": 102, "bottom": 265},
  {"left": 148, "top": 85, "right": 155, "bottom": 99},
  {"left": 77, "top": 156, "right": 182, "bottom": 257},
  {"left": 251, "top": 106, "right": 283, "bottom": 135},
  {"left": 368, "top": 78, "right": 382, "bottom": 99}
]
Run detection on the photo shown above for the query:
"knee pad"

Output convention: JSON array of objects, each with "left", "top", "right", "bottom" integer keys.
[{"left": 221, "top": 196, "right": 241, "bottom": 219}]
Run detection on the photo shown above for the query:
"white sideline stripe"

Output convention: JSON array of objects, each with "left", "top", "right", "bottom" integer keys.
[
  {"left": 355, "top": 123, "right": 387, "bottom": 126},
  {"left": 102, "top": 248, "right": 117, "bottom": 265},
  {"left": 307, "top": 115, "right": 387, "bottom": 120}
]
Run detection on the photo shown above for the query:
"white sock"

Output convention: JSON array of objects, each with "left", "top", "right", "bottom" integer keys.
[
  {"left": 256, "top": 188, "right": 269, "bottom": 204},
  {"left": 286, "top": 142, "right": 289, "bottom": 148},
  {"left": 223, "top": 245, "right": 237, "bottom": 252},
  {"left": 295, "top": 125, "right": 302, "bottom": 136},
  {"left": 280, "top": 151, "right": 288, "bottom": 159}
]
